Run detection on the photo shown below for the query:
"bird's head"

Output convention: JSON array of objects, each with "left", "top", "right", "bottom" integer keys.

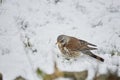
[{"left": 56, "top": 35, "right": 69, "bottom": 46}]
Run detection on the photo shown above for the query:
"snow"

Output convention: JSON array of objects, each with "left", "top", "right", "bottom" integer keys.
[{"left": 0, "top": 0, "right": 120, "bottom": 80}]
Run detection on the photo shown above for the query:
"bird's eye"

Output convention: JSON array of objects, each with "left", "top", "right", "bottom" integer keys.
[{"left": 60, "top": 40, "right": 64, "bottom": 43}]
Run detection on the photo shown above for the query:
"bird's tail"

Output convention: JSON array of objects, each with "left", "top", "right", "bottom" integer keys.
[
  {"left": 83, "top": 51, "right": 104, "bottom": 62},
  {"left": 90, "top": 53, "right": 104, "bottom": 62}
]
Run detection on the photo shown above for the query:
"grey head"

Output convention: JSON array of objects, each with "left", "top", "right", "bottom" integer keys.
[{"left": 57, "top": 35, "right": 70, "bottom": 46}]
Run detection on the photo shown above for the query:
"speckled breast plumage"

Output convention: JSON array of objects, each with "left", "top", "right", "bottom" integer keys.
[{"left": 58, "top": 44, "right": 80, "bottom": 59}]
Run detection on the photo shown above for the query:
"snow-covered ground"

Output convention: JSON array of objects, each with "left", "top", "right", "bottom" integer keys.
[{"left": 0, "top": 0, "right": 120, "bottom": 80}]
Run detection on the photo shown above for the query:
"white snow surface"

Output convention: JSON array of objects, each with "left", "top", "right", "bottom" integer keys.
[{"left": 0, "top": 0, "right": 120, "bottom": 80}]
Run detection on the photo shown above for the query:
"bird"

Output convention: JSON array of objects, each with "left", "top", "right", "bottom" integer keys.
[{"left": 56, "top": 35, "right": 104, "bottom": 62}]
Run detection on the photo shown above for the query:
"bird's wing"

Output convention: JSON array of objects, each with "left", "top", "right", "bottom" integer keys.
[
  {"left": 79, "top": 39, "right": 97, "bottom": 47},
  {"left": 65, "top": 37, "right": 97, "bottom": 51}
]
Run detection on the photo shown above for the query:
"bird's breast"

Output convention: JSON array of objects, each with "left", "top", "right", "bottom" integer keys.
[{"left": 58, "top": 45, "right": 80, "bottom": 58}]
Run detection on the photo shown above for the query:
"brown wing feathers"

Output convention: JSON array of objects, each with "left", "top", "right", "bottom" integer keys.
[
  {"left": 79, "top": 39, "right": 97, "bottom": 47},
  {"left": 65, "top": 37, "right": 97, "bottom": 51}
]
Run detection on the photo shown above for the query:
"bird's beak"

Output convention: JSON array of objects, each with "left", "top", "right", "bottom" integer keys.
[
  {"left": 55, "top": 42, "right": 60, "bottom": 45},
  {"left": 56, "top": 42, "right": 58, "bottom": 45},
  {"left": 55, "top": 42, "right": 58, "bottom": 45}
]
